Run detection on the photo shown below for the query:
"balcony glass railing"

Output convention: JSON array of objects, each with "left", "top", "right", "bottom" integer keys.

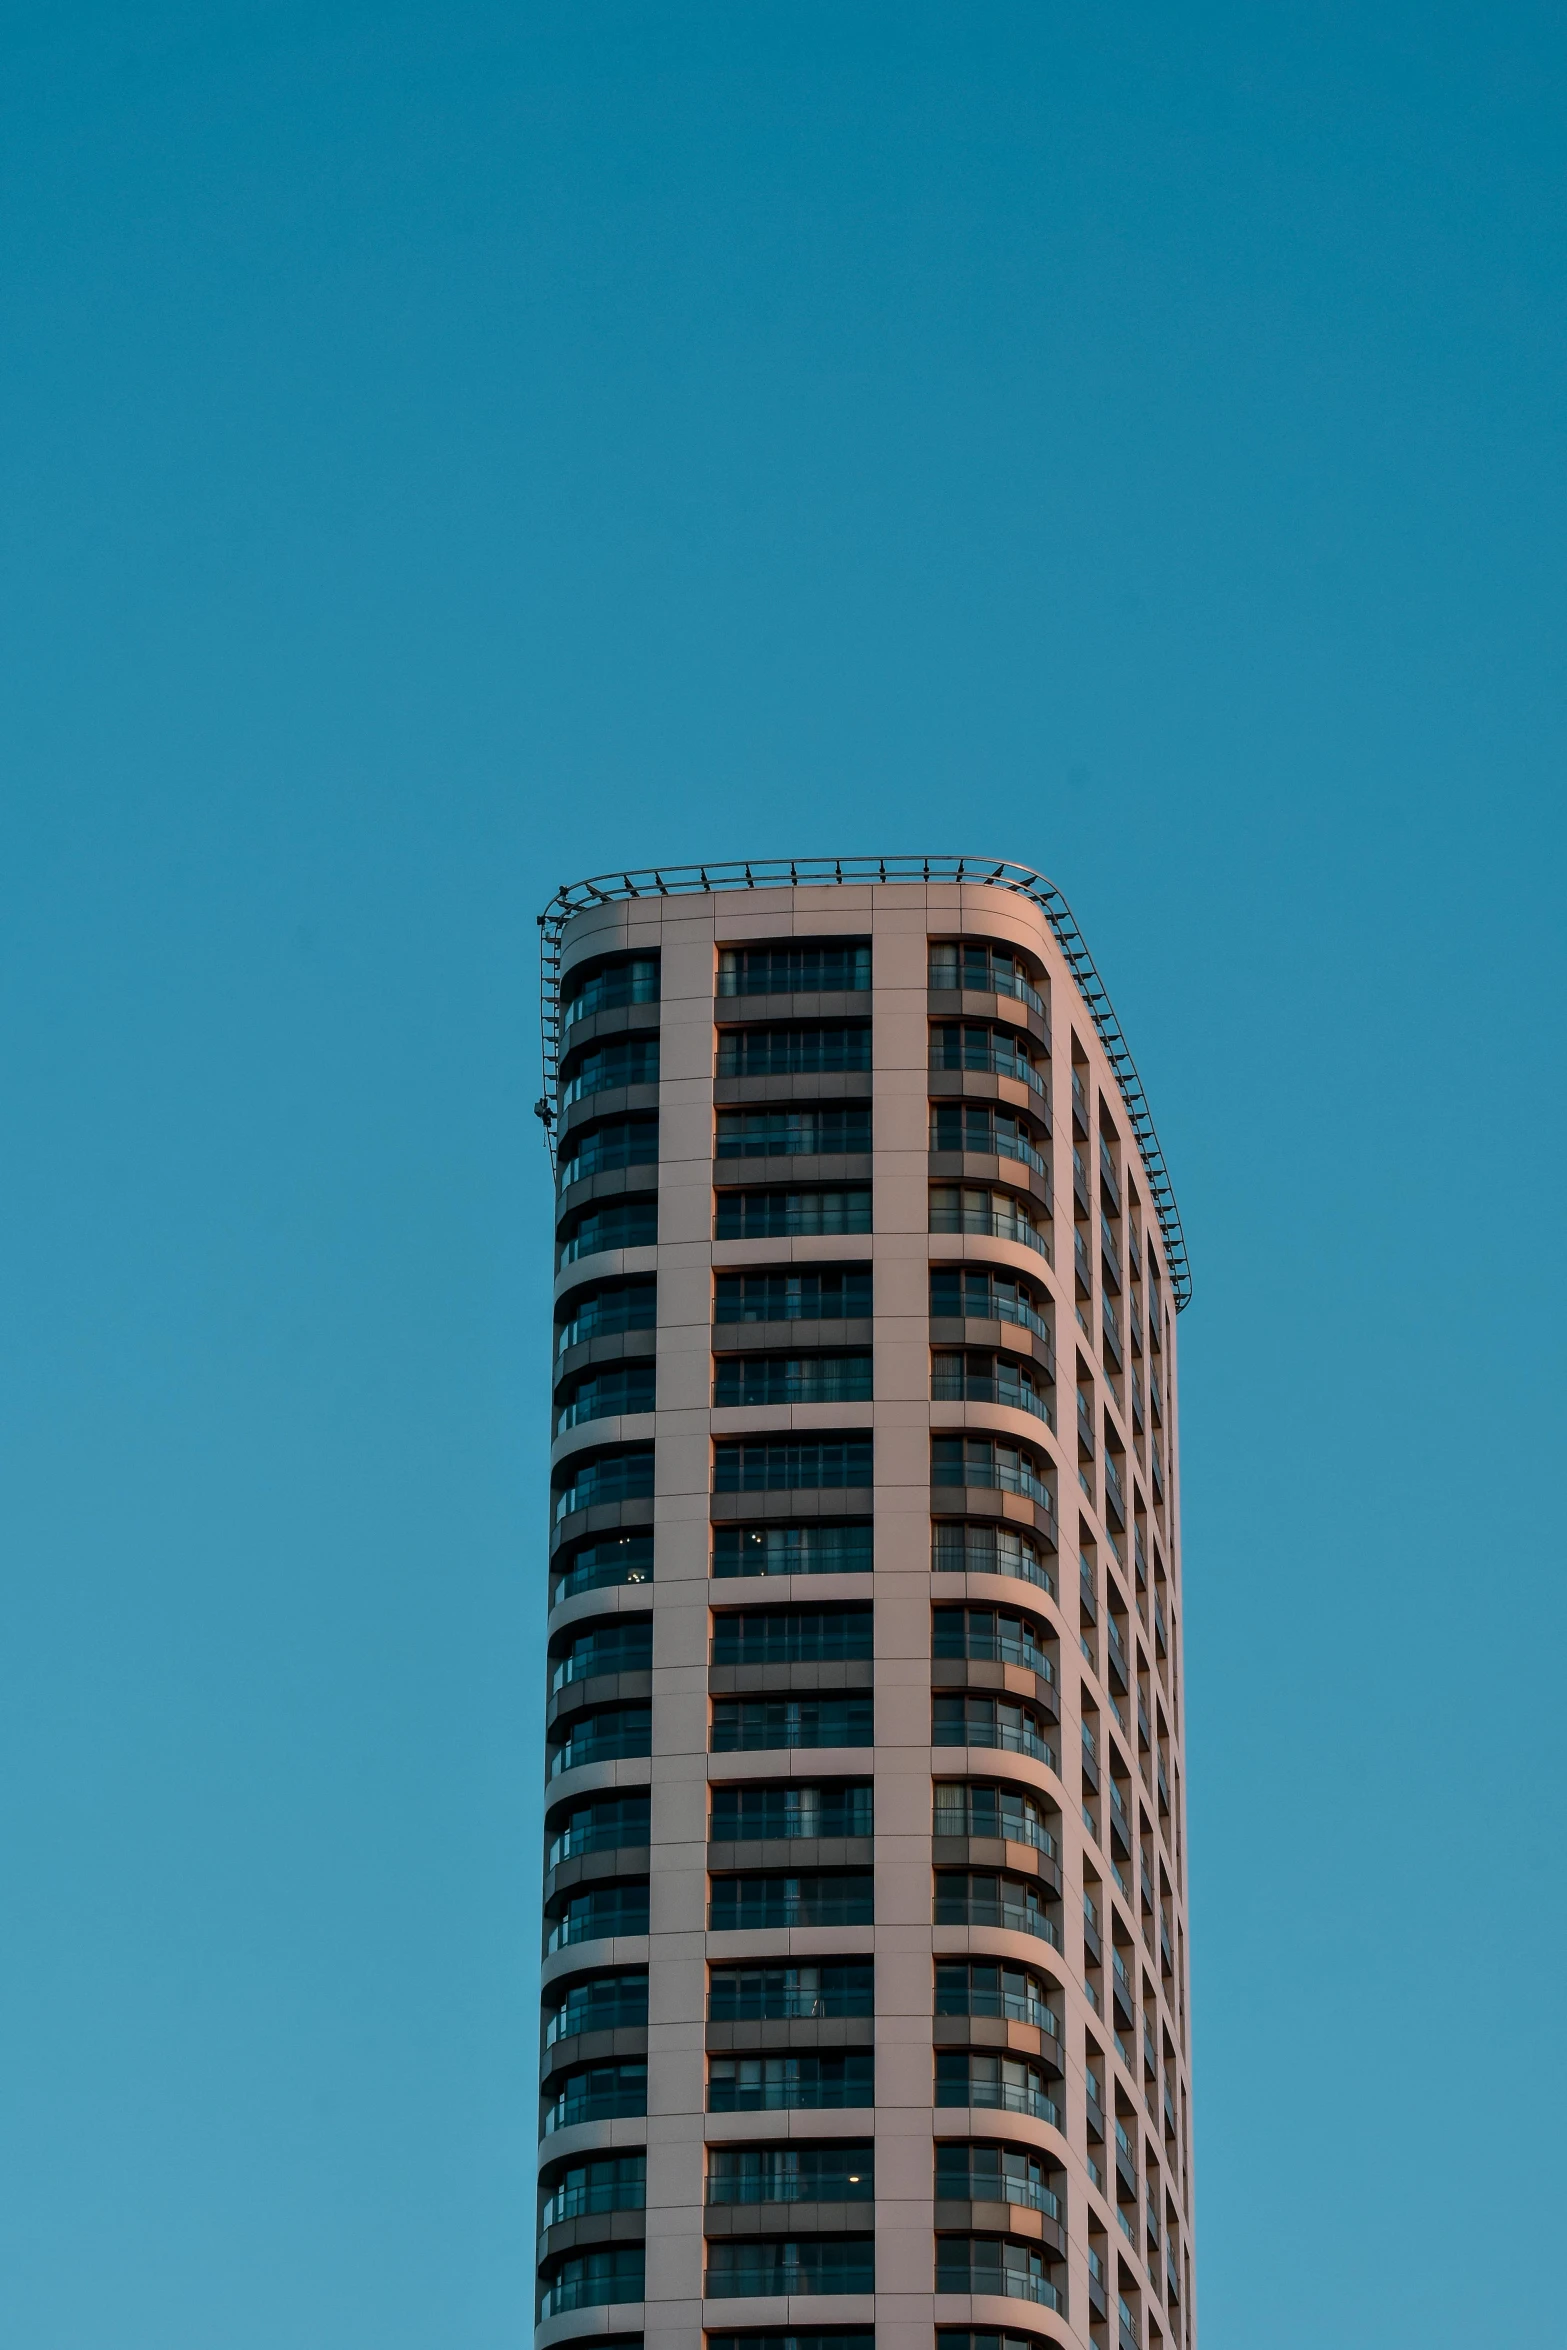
[
  {"left": 931, "top": 1367, "right": 1054, "bottom": 1427},
  {"left": 551, "top": 1554, "right": 652, "bottom": 1606},
  {"left": 553, "top": 1454, "right": 655, "bottom": 1523},
  {"left": 935, "top": 1122, "right": 1047, "bottom": 1177},
  {"left": 930, "top": 1198, "right": 1049, "bottom": 1255},
  {"left": 547, "top": 1815, "right": 649, "bottom": 1867},
  {"left": 990, "top": 1292, "right": 1050, "bottom": 1345},
  {"left": 933, "top": 1455, "right": 1053, "bottom": 1509},
  {"left": 549, "top": 1714, "right": 652, "bottom": 1776},
  {"left": 928, "top": 948, "right": 1048, "bottom": 1017},
  {"left": 555, "top": 1298, "right": 656, "bottom": 1355},
  {"left": 551, "top": 1640, "right": 650, "bottom": 1693},
  {"left": 940, "top": 2170, "right": 1059, "bottom": 2219},
  {"left": 563, "top": 963, "right": 659, "bottom": 1028},
  {"left": 949, "top": 1718, "right": 1054, "bottom": 1765},
  {"left": 934, "top": 1627, "right": 1053, "bottom": 1679},
  {"left": 931, "top": 1036, "right": 1047, "bottom": 1095},
  {"left": 950, "top": 1988, "right": 1060, "bottom": 2036},
  {"left": 539, "top": 2174, "right": 645, "bottom": 2228},
  {"left": 543, "top": 2084, "right": 646, "bottom": 2134},
  {"left": 936, "top": 2076, "right": 1059, "bottom": 2123},
  {"left": 934, "top": 1806, "right": 1056, "bottom": 1856},
  {"left": 944, "top": 2259, "right": 1059, "bottom": 2308},
  {"left": 936, "top": 1895, "right": 1060, "bottom": 1945}
]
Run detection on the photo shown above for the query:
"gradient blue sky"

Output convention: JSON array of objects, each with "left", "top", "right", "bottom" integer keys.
[{"left": 2, "top": 5, "right": 1564, "bottom": 2345}]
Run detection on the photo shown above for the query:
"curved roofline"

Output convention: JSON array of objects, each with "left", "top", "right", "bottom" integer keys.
[{"left": 536, "top": 855, "right": 1190, "bottom": 1309}]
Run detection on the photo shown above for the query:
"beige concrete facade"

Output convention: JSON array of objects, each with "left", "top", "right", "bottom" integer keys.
[{"left": 537, "top": 872, "right": 1194, "bottom": 2350}]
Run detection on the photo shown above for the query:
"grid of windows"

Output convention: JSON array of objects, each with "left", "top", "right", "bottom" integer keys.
[{"left": 540, "top": 902, "right": 1193, "bottom": 2350}]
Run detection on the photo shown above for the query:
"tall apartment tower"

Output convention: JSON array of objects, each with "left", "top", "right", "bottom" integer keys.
[{"left": 536, "top": 859, "right": 1195, "bottom": 2350}]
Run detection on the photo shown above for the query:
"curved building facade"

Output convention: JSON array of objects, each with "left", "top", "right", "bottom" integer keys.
[{"left": 536, "top": 860, "right": 1194, "bottom": 2350}]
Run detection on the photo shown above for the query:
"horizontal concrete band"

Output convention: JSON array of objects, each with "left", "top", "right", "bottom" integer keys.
[
  {"left": 551, "top": 1496, "right": 656, "bottom": 1556},
  {"left": 710, "top": 1317, "right": 876, "bottom": 1353},
  {"left": 558, "top": 1083, "right": 662, "bottom": 1143},
  {"left": 556, "top": 1002, "right": 661, "bottom": 1058},
  {"left": 710, "top": 1152, "right": 873, "bottom": 1185},
  {"left": 710, "top": 1487, "right": 876, "bottom": 1524},
  {"left": 714, "top": 1073, "right": 874, "bottom": 1106}
]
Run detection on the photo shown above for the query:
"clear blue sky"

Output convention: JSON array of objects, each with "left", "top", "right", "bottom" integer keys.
[{"left": 2, "top": 4, "right": 1563, "bottom": 2344}]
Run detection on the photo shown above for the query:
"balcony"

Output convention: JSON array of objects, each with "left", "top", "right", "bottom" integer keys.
[
  {"left": 932, "top": 1443, "right": 1053, "bottom": 1512},
  {"left": 994, "top": 1129, "right": 1048, "bottom": 1177},
  {"left": 1099, "top": 1134, "right": 1121, "bottom": 1214},
  {"left": 1100, "top": 1217, "right": 1123, "bottom": 1292},
  {"left": 564, "top": 961, "right": 660, "bottom": 1028},
  {"left": 933, "top": 1620, "right": 1053, "bottom": 1680},
  {"left": 547, "top": 1813, "right": 650, "bottom": 1869},
  {"left": 1072, "top": 1147, "right": 1092, "bottom": 1220},
  {"left": 544, "top": 2073, "right": 648, "bottom": 2134},
  {"left": 939, "top": 1894, "right": 1061, "bottom": 1947},
  {"left": 938, "top": 1979, "right": 1060, "bottom": 2037},
  {"left": 932, "top": 1193, "right": 1050, "bottom": 1256},
  {"left": 979, "top": 1289, "right": 1052, "bottom": 1348},
  {"left": 932, "top": 1361, "right": 1054, "bottom": 1430},
  {"left": 930, "top": 1029, "right": 1047, "bottom": 1095},
  {"left": 1115, "top": 2120, "right": 1138, "bottom": 2194},
  {"left": 539, "top": 2249, "right": 646, "bottom": 2318},
  {"left": 935, "top": 2069, "right": 1059, "bottom": 2122},
  {"left": 555, "top": 1287, "right": 657, "bottom": 1353},
  {"left": 549, "top": 1709, "right": 653, "bottom": 1776},
  {"left": 936, "top": 2165, "right": 1059, "bottom": 2221},
  {"left": 933, "top": 1802, "right": 1056, "bottom": 1859},
  {"left": 927, "top": 944, "right": 1049, "bottom": 1018},
  {"left": 932, "top": 1525, "right": 1056, "bottom": 1596},
  {"left": 1074, "top": 1226, "right": 1093, "bottom": 1296},
  {"left": 1076, "top": 1396, "right": 1096, "bottom": 1459},
  {"left": 935, "top": 2244, "right": 1060, "bottom": 2307},
  {"left": 540, "top": 2170, "right": 646, "bottom": 2229},
  {"left": 1071, "top": 1067, "right": 1089, "bottom": 1138}
]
